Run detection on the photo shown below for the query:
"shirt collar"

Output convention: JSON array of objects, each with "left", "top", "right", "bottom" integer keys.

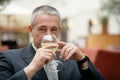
[{"left": 32, "top": 42, "right": 37, "bottom": 51}]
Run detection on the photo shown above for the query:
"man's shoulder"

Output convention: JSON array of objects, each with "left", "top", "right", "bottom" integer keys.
[
  {"left": 2, "top": 44, "right": 33, "bottom": 55},
  {"left": 2, "top": 44, "right": 34, "bottom": 58},
  {"left": 1, "top": 47, "right": 27, "bottom": 57},
  {"left": 4, "top": 47, "right": 26, "bottom": 54}
]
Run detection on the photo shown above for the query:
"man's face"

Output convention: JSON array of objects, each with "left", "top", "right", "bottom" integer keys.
[{"left": 28, "top": 14, "right": 62, "bottom": 48}]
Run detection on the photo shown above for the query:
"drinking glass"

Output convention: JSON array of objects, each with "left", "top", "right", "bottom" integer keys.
[{"left": 41, "top": 34, "right": 63, "bottom": 72}]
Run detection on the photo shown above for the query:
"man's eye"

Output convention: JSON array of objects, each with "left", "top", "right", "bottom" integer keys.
[
  {"left": 40, "top": 28, "right": 45, "bottom": 30},
  {"left": 51, "top": 28, "right": 58, "bottom": 31},
  {"left": 38, "top": 28, "right": 46, "bottom": 31}
]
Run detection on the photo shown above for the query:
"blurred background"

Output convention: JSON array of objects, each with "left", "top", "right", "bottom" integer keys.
[
  {"left": 0, "top": 0, "right": 120, "bottom": 80},
  {"left": 0, "top": 0, "right": 120, "bottom": 49}
]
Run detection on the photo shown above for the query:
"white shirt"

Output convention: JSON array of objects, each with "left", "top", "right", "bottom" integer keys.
[{"left": 32, "top": 43, "right": 58, "bottom": 80}]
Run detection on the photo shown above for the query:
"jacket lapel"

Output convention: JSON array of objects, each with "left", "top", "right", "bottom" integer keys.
[
  {"left": 22, "top": 44, "right": 48, "bottom": 80},
  {"left": 22, "top": 44, "right": 35, "bottom": 64}
]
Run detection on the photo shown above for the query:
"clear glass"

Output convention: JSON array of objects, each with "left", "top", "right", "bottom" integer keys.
[{"left": 41, "top": 34, "right": 63, "bottom": 72}]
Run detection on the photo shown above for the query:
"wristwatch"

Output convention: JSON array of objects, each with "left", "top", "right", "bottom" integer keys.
[{"left": 77, "top": 56, "right": 88, "bottom": 68}]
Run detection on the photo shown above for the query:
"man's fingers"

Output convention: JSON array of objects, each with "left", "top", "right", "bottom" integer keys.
[
  {"left": 57, "top": 41, "right": 67, "bottom": 48},
  {"left": 55, "top": 49, "right": 61, "bottom": 53}
]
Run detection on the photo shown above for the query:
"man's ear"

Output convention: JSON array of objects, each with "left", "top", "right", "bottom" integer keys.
[{"left": 28, "top": 25, "right": 33, "bottom": 36}]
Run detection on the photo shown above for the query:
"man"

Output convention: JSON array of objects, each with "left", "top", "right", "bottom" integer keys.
[{"left": 0, "top": 5, "right": 105, "bottom": 80}]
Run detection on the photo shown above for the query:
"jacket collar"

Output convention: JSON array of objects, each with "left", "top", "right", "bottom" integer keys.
[{"left": 22, "top": 44, "right": 35, "bottom": 65}]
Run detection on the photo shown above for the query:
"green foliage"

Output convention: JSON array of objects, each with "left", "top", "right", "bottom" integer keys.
[
  {"left": 100, "top": 16, "right": 108, "bottom": 25},
  {"left": 101, "top": 0, "right": 120, "bottom": 15},
  {"left": 0, "top": 0, "right": 10, "bottom": 5}
]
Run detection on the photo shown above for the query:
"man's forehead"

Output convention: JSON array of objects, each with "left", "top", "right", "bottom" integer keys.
[
  {"left": 36, "top": 12, "right": 59, "bottom": 18},
  {"left": 38, "top": 25, "right": 59, "bottom": 28}
]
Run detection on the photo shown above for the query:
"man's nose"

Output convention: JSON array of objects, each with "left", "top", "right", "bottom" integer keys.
[{"left": 46, "top": 29, "right": 52, "bottom": 35}]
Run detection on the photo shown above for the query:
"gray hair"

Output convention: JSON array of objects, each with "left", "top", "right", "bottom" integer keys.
[{"left": 30, "top": 5, "right": 61, "bottom": 26}]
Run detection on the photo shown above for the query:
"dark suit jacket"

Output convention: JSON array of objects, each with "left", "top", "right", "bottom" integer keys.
[{"left": 0, "top": 45, "right": 105, "bottom": 80}]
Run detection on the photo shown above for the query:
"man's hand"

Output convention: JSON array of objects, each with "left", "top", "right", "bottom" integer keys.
[
  {"left": 57, "top": 42, "right": 86, "bottom": 61},
  {"left": 24, "top": 45, "right": 56, "bottom": 79}
]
